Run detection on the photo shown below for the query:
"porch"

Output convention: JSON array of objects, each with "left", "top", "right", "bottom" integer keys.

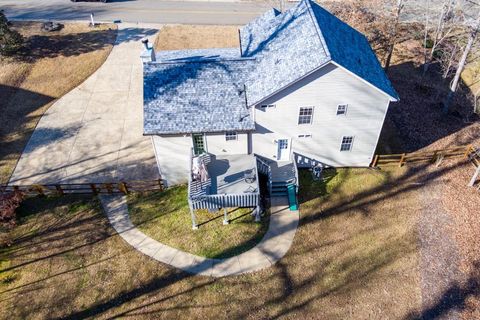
[{"left": 188, "top": 151, "right": 261, "bottom": 229}]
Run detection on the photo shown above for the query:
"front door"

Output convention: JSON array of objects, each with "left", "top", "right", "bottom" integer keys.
[
  {"left": 192, "top": 134, "right": 206, "bottom": 155},
  {"left": 277, "top": 138, "right": 291, "bottom": 161}
]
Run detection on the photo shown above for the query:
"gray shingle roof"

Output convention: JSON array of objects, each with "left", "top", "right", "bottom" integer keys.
[
  {"left": 240, "top": 2, "right": 331, "bottom": 105},
  {"left": 144, "top": 56, "right": 255, "bottom": 135},
  {"left": 240, "top": 0, "right": 398, "bottom": 104},
  {"left": 143, "top": 0, "right": 398, "bottom": 135},
  {"left": 308, "top": 3, "right": 399, "bottom": 100}
]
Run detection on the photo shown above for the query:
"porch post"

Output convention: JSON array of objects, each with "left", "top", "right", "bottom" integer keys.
[
  {"left": 223, "top": 207, "right": 229, "bottom": 225},
  {"left": 254, "top": 205, "right": 261, "bottom": 222},
  {"left": 189, "top": 203, "right": 198, "bottom": 230}
]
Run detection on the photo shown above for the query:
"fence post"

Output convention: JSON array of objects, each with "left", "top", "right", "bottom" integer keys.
[
  {"left": 372, "top": 155, "right": 379, "bottom": 167},
  {"left": 399, "top": 153, "right": 406, "bottom": 167},
  {"left": 33, "top": 184, "right": 44, "bottom": 196},
  {"left": 464, "top": 145, "right": 473, "bottom": 159},
  {"left": 90, "top": 184, "right": 98, "bottom": 195},
  {"left": 55, "top": 185, "right": 64, "bottom": 196},
  {"left": 431, "top": 151, "right": 438, "bottom": 164},
  {"left": 119, "top": 182, "right": 129, "bottom": 194}
]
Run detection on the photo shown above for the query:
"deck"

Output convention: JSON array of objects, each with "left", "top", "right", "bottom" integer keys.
[
  {"left": 188, "top": 152, "right": 260, "bottom": 211},
  {"left": 208, "top": 154, "right": 259, "bottom": 194}
]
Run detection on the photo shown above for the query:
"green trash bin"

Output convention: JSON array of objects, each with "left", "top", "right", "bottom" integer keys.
[{"left": 287, "top": 184, "right": 298, "bottom": 211}]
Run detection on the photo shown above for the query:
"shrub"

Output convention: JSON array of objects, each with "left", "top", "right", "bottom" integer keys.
[
  {"left": 0, "top": 10, "right": 23, "bottom": 56},
  {"left": 0, "top": 191, "right": 24, "bottom": 228}
]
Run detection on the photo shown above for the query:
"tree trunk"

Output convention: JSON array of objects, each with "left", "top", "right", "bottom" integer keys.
[
  {"left": 384, "top": 0, "right": 404, "bottom": 72},
  {"left": 423, "top": 0, "right": 454, "bottom": 76},
  {"left": 443, "top": 13, "right": 480, "bottom": 114}
]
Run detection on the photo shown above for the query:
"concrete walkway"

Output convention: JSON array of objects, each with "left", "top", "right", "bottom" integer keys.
[
  {"left": 100, "top": 195, "right": 299, "bottom": 277},
  {"left": 9, "top": 23, "right": 161, "bottom": 185}
]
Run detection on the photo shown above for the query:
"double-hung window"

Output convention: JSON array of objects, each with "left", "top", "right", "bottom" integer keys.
[
  {"left": 225, "top": 131, "right": 237, "bottom": 141},
  {"left": 336, "top": 104, "right": 348, "bottom": 116},
  {"left": 340, "top": 136, "right": 354, "bottom": 151},
  {"left": 298, "top": 107, "right": 314, "bottom": 125}
]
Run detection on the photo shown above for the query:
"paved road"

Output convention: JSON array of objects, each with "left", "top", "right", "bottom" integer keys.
[{"left": 0, "top": 0, "right": 274, "bottom": 25}]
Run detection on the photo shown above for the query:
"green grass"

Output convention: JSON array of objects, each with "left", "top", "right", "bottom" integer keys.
[{"left": 127, "top": 186, "right": 269, "bottom": 259}]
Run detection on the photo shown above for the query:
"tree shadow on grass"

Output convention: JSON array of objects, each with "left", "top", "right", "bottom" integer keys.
[
  {"left": 405, "top": 261, "right": 480, "bottom": 320},
  {"left": 381, "top": 61, "right": 479, "bottom": 153},
  {"left": 1, "top": 159, "right": 473, "bottom": 319}
]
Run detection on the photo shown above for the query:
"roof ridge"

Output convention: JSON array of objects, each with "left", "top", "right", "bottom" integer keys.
[
  {"left": 303, "top": 0, "right": 331, "bottom": 58},
  {"left": 148, "top": 57, "right": 256, "bottom": 65}
]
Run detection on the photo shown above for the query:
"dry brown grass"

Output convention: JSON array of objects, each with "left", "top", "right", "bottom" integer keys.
[
  {"left": 154, "top": 25, "right": 240, "bottom": 51},
  {"left": 0, "top": 22, "right": 117, "bottom": 184},
  {"left": 0, "top": 167, "right": 423, "bottom": 319}
]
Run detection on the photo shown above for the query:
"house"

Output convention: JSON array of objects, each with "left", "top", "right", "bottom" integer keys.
[{"left": 142, "top": 0, "right": 398, "bottom": 226}]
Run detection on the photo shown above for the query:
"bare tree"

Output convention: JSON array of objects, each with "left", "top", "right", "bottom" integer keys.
[
  {"left": 423, "top": 0, "right": 462, "bottom": 75},
  {"left": 384, "top": 0, "right": 405, "bottom": 72},
  {"left": 443, "top": 11, "right": 480, "bottom": 113}
]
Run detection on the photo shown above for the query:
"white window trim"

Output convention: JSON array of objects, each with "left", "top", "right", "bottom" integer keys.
[
  {"left": 336, "top": 104, "right": 348, "bottom": 116},
  {"left": 225, "top": 131, "right": 238, "bottom": 141},
  {"left": 298, "top": 106, "right": 315, "bottom": 125},
  {"left": 340, "top": 135, "right": 355, "bottom": 152}
]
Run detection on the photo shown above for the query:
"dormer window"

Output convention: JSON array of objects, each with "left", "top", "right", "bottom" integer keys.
[{"left": 336, "top": 104, "right": 348, "bottom": 116}]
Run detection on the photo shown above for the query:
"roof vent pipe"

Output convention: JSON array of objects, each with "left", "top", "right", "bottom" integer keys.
[
  {"left": 142, "top": 38, "right": 149, "bottom": 50},
  {"left": 140, "top": 38, "right": 156, "bottom": 63}
]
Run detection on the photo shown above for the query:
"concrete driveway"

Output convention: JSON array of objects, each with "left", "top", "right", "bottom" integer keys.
[{"left": 9, "top": 23, "right": 161, "bottom": 185}]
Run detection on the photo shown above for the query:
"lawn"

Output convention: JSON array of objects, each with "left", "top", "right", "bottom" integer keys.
[
  {"left": 0, "top": 22, "right": 117, "bottom": 184},
  {"left": 154, "top": 24, "right": 239, "bottom": 51},
  {"left": 128, "top": 186, "right": 269, "bottom": 259},
  {"left": 0, "top": 166, "right": 423, "bottom": 319}
]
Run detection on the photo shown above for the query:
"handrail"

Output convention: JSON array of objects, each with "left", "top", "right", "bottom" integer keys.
[
  {"left": 187, "top": 147, "right": 194, "bottom": 203},
  {"left": 256, "top": 156, "right": 273, "bottom": 196},
  {"left": 292, "top": 156, "right": 299, "bottom": 193},
  {"left": 289, "top": 150, "right": 299, "bottom": 189}
]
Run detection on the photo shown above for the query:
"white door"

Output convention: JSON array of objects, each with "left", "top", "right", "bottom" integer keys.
[{"left": 277, "top": 139, "right": 291, "bottom": 161}]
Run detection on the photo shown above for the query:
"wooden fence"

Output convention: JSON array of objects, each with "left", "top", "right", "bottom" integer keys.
[
  {"left": 0, "top": 179, "right": 165, "bottom": 197},
  {"left": 371, "top": 145, "right": 478, "bottom": 168}
]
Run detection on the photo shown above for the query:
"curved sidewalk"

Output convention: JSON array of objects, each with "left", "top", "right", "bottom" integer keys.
[{"left": 100, "top": 195, "right": 299, "bottom": 277}]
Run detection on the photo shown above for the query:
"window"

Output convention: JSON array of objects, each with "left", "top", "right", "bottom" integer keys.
[
  {"left": 336, "top": 104, "right": 348, "bottom": 116},
  {"left": 298, "top": 107, "right": 314, "bottom": 124},
  {"left": 298, "top": 134, "right": 312, "bottom": 139},
  {"left": 260, "top": 104, "right": 276, "bottom": 109},
  {"left": 225, "top": 131, "right": 237, "bottom": 141},
  {"left": 340, "top": 136, "right": 354, "bottom": 151},
  {"left": 192, "top": 134, "right": 206, "bottom": 155}
]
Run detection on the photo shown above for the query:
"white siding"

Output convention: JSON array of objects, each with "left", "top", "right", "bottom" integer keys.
[
  {"left": 152, "top": 135, "right": 191, "bottom": 186},
  {"left": 252, "top": 63, "right": 391, "bottom": 167},
  {"left": 153, "top": 132, "right": 248, "bottom": 186},
  {"left": 205, "top": 132, "right": 248, "bottom": 155}
]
